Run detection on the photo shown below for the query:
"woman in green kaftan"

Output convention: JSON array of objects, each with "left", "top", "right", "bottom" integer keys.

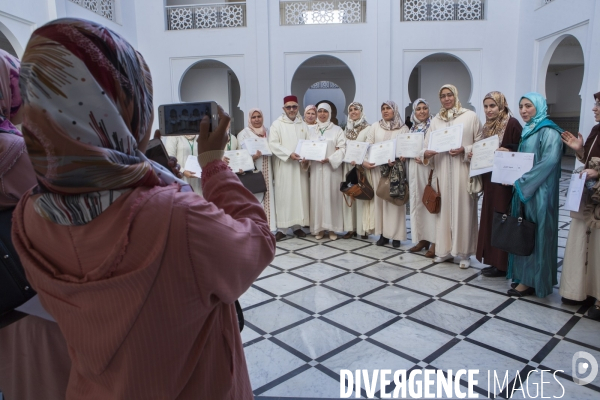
[{"left": 507, "top": 93, "right": 563, "bottom": 298}]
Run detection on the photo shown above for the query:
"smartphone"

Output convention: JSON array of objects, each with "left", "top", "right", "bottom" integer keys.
[
  {"left": 158, "top": 102, "right": 219, "bottom": 136},
  {"left": 145, "top": 138, "right": 170, "bottom": 169}
]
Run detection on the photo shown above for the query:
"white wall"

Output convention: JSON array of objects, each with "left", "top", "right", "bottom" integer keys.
[{"left": 180, "top": 68, "right": 230, "bottom": 113}]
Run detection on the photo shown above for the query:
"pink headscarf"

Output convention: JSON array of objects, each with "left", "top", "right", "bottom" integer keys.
[
  {"left": 0, "top": 49, "right": 22, "bottom": 135},
  {"left": 247, "top": 108, "right": 267, "bottom": 137}
]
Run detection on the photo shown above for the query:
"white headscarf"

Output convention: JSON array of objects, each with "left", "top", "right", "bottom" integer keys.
[{"left": 316, "top": 102, "right": 333, "bottom": 131}]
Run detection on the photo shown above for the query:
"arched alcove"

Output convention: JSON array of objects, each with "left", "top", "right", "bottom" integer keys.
[
  {"left": 179, "top": 59, "right": 244, "bottom": 134},
  {"left": 404, "top": 53, "right": 474, "bottom": 124},
  {"left": 291, "top": 55, "right": 356, "bottom": 127}
]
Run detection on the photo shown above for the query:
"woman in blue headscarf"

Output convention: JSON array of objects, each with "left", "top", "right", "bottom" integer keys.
[{"left": 507, "top": 92, "right": 563, "bottom": 298}]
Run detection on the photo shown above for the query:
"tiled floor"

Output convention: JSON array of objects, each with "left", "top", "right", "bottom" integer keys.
[{"left": 241, "top": 170, "right": 600, "bottom": 399}]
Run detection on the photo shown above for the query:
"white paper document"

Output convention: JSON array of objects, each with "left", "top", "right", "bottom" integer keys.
[
  {"left": 242, "top": 137, "right": 272, "bottom": 156},
  {"left": 295, "top": 139, "right": 328, "bottom": 161},
  {"left": 343, "top": 141, "right": 370, "bottom": 164},
  {"left": 491, "top": 152, "right": 535, "bottom": 185},
  {"left": 184, "top": 155, "right": 202, "bottom": 177},
  {"left": 428, "top": 124, "right": 464, "bottom": 153},
  {"left": 368, "top": 139, "right": 396, "bottom": 166},
  {"left": 224, "top": 149, "right": 255, "bottom": 172},
  {"left": 470, "top": 135, "right": 500, "bottom": 177},
  {"left": 564, "top": 172, "right": 587, "bottom": 212},
  {"left": 396, "top": 133, "right": 424, "bottom": 159}
]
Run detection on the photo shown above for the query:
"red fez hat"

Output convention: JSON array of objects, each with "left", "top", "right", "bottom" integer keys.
[{"left": 284, "top": 95, "right": 298, "bottom": 104}]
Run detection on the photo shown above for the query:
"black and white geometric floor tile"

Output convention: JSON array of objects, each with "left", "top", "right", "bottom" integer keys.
[{"left": 241, "top": 171, "right": 599, "bottom": 400}]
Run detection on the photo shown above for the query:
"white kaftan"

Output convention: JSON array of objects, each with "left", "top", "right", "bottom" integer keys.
[
  {"left": 408, "top": 126, "right": 436, "bottom": 243},
  {"left": 165, "top": 135, "right": 202, "bottom": 194}
]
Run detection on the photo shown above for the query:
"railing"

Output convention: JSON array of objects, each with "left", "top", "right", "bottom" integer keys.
[
  {"left": 68, "top": 0, "right": 115, "bottom": 22},
  {"left": 280, "top": 0, "right": 367, "bottom": 25},
  {"left": 400, "top": 0, "right": 484, "bottom": 21},
  {"left": 166, "top": 2, "right": 246, "bottom": 30}
]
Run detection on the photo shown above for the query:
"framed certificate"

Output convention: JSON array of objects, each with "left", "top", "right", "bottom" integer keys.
[
  {"left": 396, "top": 133, "right": 424, "bottom": 158},
  {"left": 428, "top": 124, "right": 463, "bottom": 153},
  {"left": 297, "top": 140, "right": 328, "bottom": 161},
  {"left": 469, "top": 135, "right": 499, "bottom": 177},
  {"left": 491, "top": 152, "right": 535, "bottom": 185},
  {"left": 367, "top": 139, "right": 396, "bottom": 166},
  {"left": 224, "top": 149, "right": 255, "bottom": 172},
  {"left": 242, "top": 137, "right": 272, "bottom": 156},
  {"left": 343, "top": 141, "right": 370, "bottom": 164}
]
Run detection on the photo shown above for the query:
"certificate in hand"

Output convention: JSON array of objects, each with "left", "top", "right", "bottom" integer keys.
[
  {"left": 564, "top": 172, "right": 587, "bottom": 212},
  {"left": 396, "top": 133, "right": 424, "bottom": 158},
  {"left": 343, "top": 141, "right": 370, "bottom": 164},
  {"left": 224, "top": 149, "right": 255, "bottom": 172},
  {"left": 184, "top": 155, "right": 202, "bottom": 177},
  {"left": 297, "top": 140, "right": 328, "bottom": 161},
  {"left": 368, "top": 139, "right": 396, "bottom": 166},
  {"left": 469, "top": 135, "right": 499, "bottom": 177},
  {"left": 491, "top": 151, "right": 535, "bottom": 185},
  {"left": 242, "top": 137, "right": 272, "bottom": 156},
  {"left": 428, "top": 124, "right": 463, "bottom": 153}
]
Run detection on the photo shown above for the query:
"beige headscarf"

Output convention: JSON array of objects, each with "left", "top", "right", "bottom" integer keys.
[
  {"left": 438, "top": 84, "right": 468, "bottom": 122},
  {"left": 482, "top": 91, "right": 511, "bottom": 142}
]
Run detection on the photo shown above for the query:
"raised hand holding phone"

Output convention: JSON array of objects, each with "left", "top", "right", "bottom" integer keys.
[{"left": 197, "top": 105, "right": 231, "bottom": 155}]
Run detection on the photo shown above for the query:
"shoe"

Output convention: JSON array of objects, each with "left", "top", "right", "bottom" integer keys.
[
  {"left": 376, "top": 235, "right": 389, "bottom": 246},
  {"left": 315, "top": 231, "right": 324, "bottom": 240},
  {"left": 561, "top": 297, "right": 585, "bottom": 306},
  {"left": 482, "top": 267, "right": 507, "bottom": 277},
  {"left": 588, "top": 304, "right": 600, "bottom": 320},
  {"left": 424, "top": 243, "right": 436, "bottom": 258},
  {"left": 482, "top": 265, "right": 495, "bottom": 272},
  {"left": 294, "top": 229, "right": 306, "bottom": 238},
  {"left": 392, "top": 240, "right": 400, "bottom": 248},
  {"left": 507, "top": 286, "right": 535, "bottom": 297},
  {"left": 459, "top": 259, "right": 470, "bottom": 269},
  {"left": 361, "top": 234, "right": 369, "bottom": 239},
  {"left": 408, "top": 240, "right": 430, "bottom": 253},
  {"left": 433, "top": 254, "right": 453, "bottom": 263},
  {"left": 510, "top": 282, "right": 518, "bottom": 289},
  {"left": 329, "top": 231, "right": 338, "bottom": 241},
  {"left": 275, "top": 232, "right": 286, "bottom": 242},
  {"left": 342, "top": 231, "right": 356, "bottom": 239}
]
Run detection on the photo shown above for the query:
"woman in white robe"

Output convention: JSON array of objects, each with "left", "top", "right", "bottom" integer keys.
[
  {"left": 363, "top": 101, "right": 409, "bottom": 247},
  {"left": 237, "top": 108, "right": 276, "bottom": 232},
  {"left": 165, "top": 135, "right": 202, "bottom": 193},
  {"left": 422, "top": 84, "right": 481, "bottom": 268},
  {"left": 405, "top": 99, "right": 437, "bottom": 258},
  {"left": 307, "top": 103, "right": 346, "bottom": 240},
  {"left": 342, "top": 102, "right": 374, "bottom": 239}
]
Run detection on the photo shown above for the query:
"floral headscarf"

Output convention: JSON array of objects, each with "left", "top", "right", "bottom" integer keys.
[
  {"left": 379, "top": 100, "right": 404, "bottom": 131},
  {"left": 481, "top": 91, "right": 511, "bottom": 142},
  {"left": 247, "top": 108, "right": 267, "bottom": 137},
  {"left": 0, "top": 49, "right": 22, "bottom": 135},
  {"left": 438, "top": 84, "right": 468, "bottom": 122},
  {"left": 19, "top": 18, "right": 188, "bottom": 226},
  {"left": 409, "top": 98, "right": 432, "bottom": 133},
  {"left": 345, "top": 101, "right": 369, "bottom": 140}
]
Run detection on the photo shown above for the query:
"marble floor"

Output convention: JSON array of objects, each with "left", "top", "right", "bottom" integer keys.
[{"left": 241, "top": 171, "right": 600, "bottom": 399}]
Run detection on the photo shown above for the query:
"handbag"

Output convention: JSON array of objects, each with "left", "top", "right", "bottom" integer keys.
[
  {"left": 467, "top": 175, "right": 483, "bottom": 195},
  {"left": 376, "top": 162, "right": 409, "bottom": 207},
  {"left": 491, "top": 200, "right": 536, "bottom": 256},
  {"left": 422, "top": 169, "right": 441, "bottom": 214},
  {"left": 339, "top": 166, "right": 374, "bottom": 207},
  {"left": 0, "top": 208, "right": 36, "bottom": 315},
  {"left": 238, "top": 170, "right": 267, "bottom": 194}
]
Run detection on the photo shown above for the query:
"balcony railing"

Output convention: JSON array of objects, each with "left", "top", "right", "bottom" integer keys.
[
  {"left": 68, "top": 0, "right": 115, "bottom": 22},
  {"left": 166, "top": 2, "right": 246, "bottom": 30},
  {"left": 280, "top": 0, "right": 367, "bottom": 25},
  {"left": 400, "top": 0, "right": 484, "bottom": 21}
]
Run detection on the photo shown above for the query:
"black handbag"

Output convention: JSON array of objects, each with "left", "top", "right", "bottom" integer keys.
[
  {"left": 491, "top": 200, "right": 536, "bottom": 256},
  {"left": 0, "top": 208, "right": 36, "bottom": 315},
  {"left": 238, "top": 170, "right": 267, "bottom": 194}
]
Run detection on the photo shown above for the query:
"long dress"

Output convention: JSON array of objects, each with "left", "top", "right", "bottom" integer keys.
[
  {"left": 342, "top": 126, "right": 375, "bottom": 236},
  {"left": 308, "top": 124, "right": 346, "bottom": 234},
  {"left": 508, "top": 126, "right": 563, "bottom": 298},
  {"left": 408, "top": 127, "right": 436, "bottom": 244},
  {"left": 237, "top": 127, "right": 277, "bottom": 232},
  {"left": 165, "top": 135, "right": 202, "bottom": 193},
  {"left": 476, "top": 117, "right": 523, "bottom": 270},
  {"left": 425, "top": 111, "right": 482, "bottom": 258},
  {"left": 560, "top": 124, "right": 600, "bottom": 301},
  {"left": 268, "top": 115, "right": 310, "bottom": 228},
  {"left": 367, "top": 123, "right": 409, "bottom": 241}
]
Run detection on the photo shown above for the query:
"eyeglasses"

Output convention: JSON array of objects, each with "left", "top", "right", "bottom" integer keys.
[
  {"left": 284, "top": 105, "right": 298, "bottom": 110},
  {"left": 594, "top": 101, "right": 600, "bottom": 108},
  {"left": 439, "top": 93, "right": 454, "bottom": 99}
]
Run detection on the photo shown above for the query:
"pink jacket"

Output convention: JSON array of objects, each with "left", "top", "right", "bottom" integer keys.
[{"left": 12, "top": 163, "right": 276, "bottom": 399}]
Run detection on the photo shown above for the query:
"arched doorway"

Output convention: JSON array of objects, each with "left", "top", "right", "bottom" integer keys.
[
  {"left": 544, "top": 35, "right": 584, "bottom": 165},
  {"left": 0, "top": 29, "right": 17, "bottom": 57},
  {"left": 179, "top": 60, "right": 244, "bottom": 135},
  {"left": 405, "top": 53, "right": 473, "bottom": 124},
  {"left": 291, "top": 55, "right": 355, "bottom": 128}
]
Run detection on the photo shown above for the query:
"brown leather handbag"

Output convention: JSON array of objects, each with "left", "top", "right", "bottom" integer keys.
[
  {"left": 422, "top": 169, "right": 441, "bottom": 214},
  {"left": 340, "top": 166, "right": 374, "bottom": 207}
]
